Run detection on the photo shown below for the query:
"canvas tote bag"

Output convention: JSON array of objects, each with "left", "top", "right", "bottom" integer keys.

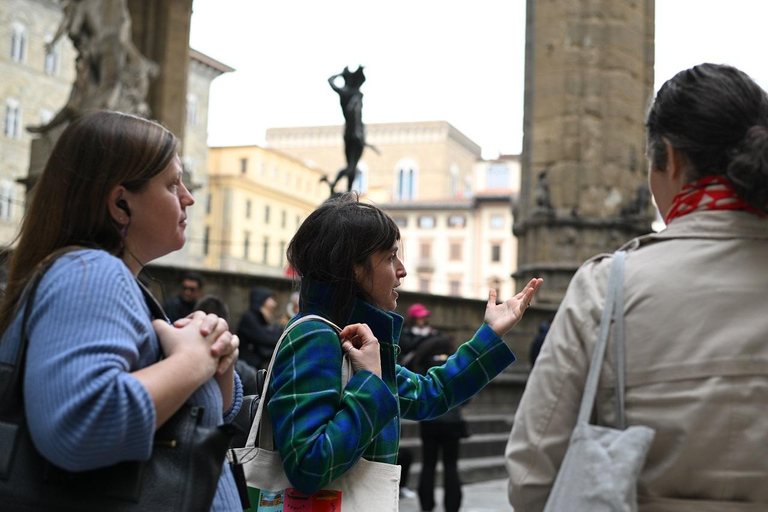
[
  {"left": 231, "top": 314, "right": 401, "bottom": 512},
  {"left": 543, "top": 251, "right": 656, "bottom": 512}
]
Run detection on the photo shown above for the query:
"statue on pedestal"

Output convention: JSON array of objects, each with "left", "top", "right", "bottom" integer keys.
[{"left": 321, "top": 66, "right": 379, "bottom": 196}]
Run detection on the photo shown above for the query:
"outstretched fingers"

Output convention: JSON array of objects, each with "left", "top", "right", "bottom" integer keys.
[
  {"left": 517, "top": 278, "right": 543, "bottom": 307},
  {"left": 487, "top": 288, "right": 499, "bottom": 308}
]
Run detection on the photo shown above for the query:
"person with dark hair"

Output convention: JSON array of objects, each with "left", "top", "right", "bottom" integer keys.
[
  {"left": 236, "top": 286, "right": 282, "bottom": 371},
  {"left": 268, "top": 192, "right": 542, "bottom": 496},
  {"left": 0, "top": 111, "right": 242, "bottom": 510},
  {"left": 507, "top": 63, "right": 768, "bottom": 510},
  {"left": 163, "top": 270, "right": 204, "bottom": 321},
  {"left": 195, "top": 294, "right": 260, "bottom": 397},
  {"left": 528, "top": 319, "right": 552, "bottom": 367}
]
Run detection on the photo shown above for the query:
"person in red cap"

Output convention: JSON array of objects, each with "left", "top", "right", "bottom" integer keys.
[
  {"left": 396, "top": 303, "right": 440, "bottom": 501},
  {"left": 399, "top": 304, "right": 438, "bottom": 367},
  {"left": 398, "top": 303, "right": 473, "bottom": 512}
]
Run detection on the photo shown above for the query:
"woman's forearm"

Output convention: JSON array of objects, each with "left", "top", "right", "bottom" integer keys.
[
  {"left": 216, "top": 365, "right": 235, "bottom": 413},
  {"left": 131, "top": 352, "right": 212, "bottom": 428}
]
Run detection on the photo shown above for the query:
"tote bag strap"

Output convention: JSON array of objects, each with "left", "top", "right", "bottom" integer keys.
[
  {"left": 245, "top": 314, "right": 352, "bottom": 449},
  {"left": 576, "top": 250, "right": 626, "bottom": 425},
  {"left": 613, "top": 251, "right": 628, "bottom": 429}
]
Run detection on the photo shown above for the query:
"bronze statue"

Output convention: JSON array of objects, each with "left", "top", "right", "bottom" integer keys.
[
  {"left": 321, "top": 66, "right": 378, "bottom": 195},
  {"left": 27, "top": 0, "right": 157, "bottom": 134}
]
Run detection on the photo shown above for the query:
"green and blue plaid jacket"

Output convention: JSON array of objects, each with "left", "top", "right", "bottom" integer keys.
[{"left": 267, "top": 280, "right": 516, "bottom": 494}]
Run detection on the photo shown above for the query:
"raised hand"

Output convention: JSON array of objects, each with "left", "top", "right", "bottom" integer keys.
[
  {"left": 339, "top": 323, "right": 382, "bottom": 378},
  {"left": 484, "top": 278, "right": 544, "bottom": 337}
]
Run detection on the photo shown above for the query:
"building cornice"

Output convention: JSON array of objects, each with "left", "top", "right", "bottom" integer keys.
[
  {"left": 209, "top": 145, "right": 327, "bottom": 174},
  {"left": 266, "top": 121, "right": 482, "bottom": 156},
  {"left": 189, "top": 48, "right": 235, "bottom": 75},
  {"left": 378, "top": 200, "right": 474, "bottom": 211}
]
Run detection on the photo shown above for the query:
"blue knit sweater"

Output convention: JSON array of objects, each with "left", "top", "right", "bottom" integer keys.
[{"left": 0, "top": 250, "right": 243, "bottom": 511}]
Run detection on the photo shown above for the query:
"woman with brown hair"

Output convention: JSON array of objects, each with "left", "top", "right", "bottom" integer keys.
[{"left": 0, "top": 110, "right": 242, "bottom": 510}]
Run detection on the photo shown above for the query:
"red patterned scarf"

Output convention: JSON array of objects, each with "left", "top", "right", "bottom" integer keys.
[{"left": 664, "top": 175, "right": 763, "bottom": 224}]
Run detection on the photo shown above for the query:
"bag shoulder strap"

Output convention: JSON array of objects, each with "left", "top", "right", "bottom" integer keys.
[
  {"left": 135, "top": 279, "right": 171, "bottom": 325},
  {"left": 245, "top": 314, "right": 353, "bottom": 449},
  {"left": 0, "top": 247, "right": 89, "bottom": 415},
  {"left": 576, "top": 250, "right": 626, "bottom": 425},
  {"left": 613, "top": 253, "right": 627, "bottom": 429}
]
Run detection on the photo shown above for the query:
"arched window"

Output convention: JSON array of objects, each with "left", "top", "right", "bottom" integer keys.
[
  {"left": 11, "top": 23, "right": 26, "bottom": 63},
  {"left": 352, "top": 161, "right": 369, "bottom": 194},
  {"left": 394, "top": 158, "right": 418, "bottom": 201}
]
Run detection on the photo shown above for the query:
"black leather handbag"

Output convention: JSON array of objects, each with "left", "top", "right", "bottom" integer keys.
[
  {"left": 230, "top": 369, "right": 267, "bottom": 448},
  {"left": 0, "top": 256, "right": 236, "bottom": 511}
]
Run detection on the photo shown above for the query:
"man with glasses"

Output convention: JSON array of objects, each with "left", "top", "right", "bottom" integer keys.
[{"left": 163, "top": 271, "right": 204, "bottom": 321}]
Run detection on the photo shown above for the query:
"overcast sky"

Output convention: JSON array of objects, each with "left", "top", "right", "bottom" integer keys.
[{"left": 189, "top": 1, "right": 768, "bottom": 159}]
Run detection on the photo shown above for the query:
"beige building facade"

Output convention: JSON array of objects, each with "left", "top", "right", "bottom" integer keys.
[
  {"left": 379, "top": 153, "right": 519, "bottom": 300},
  {"left": 156, "top": 49, "right": 233, "bottom": 269},
  {"left": 0, "top": 0, "right": 76, "bottom": 244},
  {"left": 204, "top": 145, "right": 326, "bottom": 275},
  {"left": 0, "top": 0, "right": 226, "bottom": 267},
  {"left": 267, "top": 121, "right": 520, "bottom": 299},
  {"left": 382, "top": 194, "right": 516, "bottom": 301},
  {"left": 266, "top": 121, "right": 481, "bottom": 203}
]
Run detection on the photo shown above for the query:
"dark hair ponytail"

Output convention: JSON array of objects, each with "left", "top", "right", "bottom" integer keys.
[
  {"left": 646, "top": 63, "right": 768, "bottom": 213},
  {"left": 727, "top": 125, "right": 768, "bottom": 212}
]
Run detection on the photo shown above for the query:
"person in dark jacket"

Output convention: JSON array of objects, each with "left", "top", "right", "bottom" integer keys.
[
  {"left": 528, "top": 319, "right": 552, "bottom": 367},
  {"left": 396, "top": 303, "right": 440, "bottom": 500},
  {"left": 195, "top": 294, "right": 260, "bottom": 397},
  {"left": 412, "top": 335, "right": 469, "bottom": 512},
  {"left": 236, "top": 287, "right": 282, "bottom": 370},
  {"left": 163, "top": 271, "right": 204, "bottom": 321}
]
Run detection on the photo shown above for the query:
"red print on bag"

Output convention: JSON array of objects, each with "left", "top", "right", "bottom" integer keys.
[{"left": 284, "top": 488, "right": 342, "bottom": 512}]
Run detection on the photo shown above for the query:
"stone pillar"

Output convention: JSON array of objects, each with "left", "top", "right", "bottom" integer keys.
[
  {"left": 127, "top": 0, "right": 193, "bottom": 141},
  {"left": 514, "top": 0, "right": 656, "bottom": 305}
]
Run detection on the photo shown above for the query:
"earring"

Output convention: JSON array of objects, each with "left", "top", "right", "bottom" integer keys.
[{"left": 119, "top": 217, "right": 130, "bottom": 238}]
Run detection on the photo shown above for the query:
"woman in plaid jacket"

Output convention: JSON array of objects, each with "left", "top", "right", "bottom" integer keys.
[{"left": 267, "top": 193, "right": 542, "bottom": 495}]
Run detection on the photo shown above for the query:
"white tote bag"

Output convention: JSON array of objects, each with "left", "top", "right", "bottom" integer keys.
[
  {"left": 230, "top": 315, "right": 401, "bottom": 512},
  {"left": 543, "top": 252, "right": 656, "bottom": 512}
]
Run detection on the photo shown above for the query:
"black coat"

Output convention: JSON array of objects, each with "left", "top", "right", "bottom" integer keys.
[
  {"left": 162, "top": 296, "right": 195, "bottom": 322},
  {"left": 236, "top": 287, "right": 282, "bottom": 370}
]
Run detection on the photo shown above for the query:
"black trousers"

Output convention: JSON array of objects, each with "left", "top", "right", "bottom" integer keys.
[
  {"left": 418, "top": 421, "right": 463, "bottom": 512},
  {"left": 398, "top": 447, "right": 413, "bottom": 488}
]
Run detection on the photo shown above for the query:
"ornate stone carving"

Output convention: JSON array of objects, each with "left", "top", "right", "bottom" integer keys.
[{"left": 27, "top": 0, "right": 158, "bottom": 135}]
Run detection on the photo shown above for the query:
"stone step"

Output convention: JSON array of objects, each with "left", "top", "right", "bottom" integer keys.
[
  {"left": 400, "top": 414, "right": 514, "bottom": 438},
  {"left": 400, "top": 431, "right": 511, "bottom": 464},
  {"left": 403, "top": 455, "right": 509, "bottom": 489}
]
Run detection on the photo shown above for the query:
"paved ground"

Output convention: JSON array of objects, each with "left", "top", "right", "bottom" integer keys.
[{"left": 398, "top": 478, "right": 512, "bottom": 512}]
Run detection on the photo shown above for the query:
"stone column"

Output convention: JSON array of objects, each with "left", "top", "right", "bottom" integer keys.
[
  {"left": 514, "top": 0, "right": 656, "bottom": 305},
  {"left": 127, "top": 0, "right": 193, "bottom": 142}
]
